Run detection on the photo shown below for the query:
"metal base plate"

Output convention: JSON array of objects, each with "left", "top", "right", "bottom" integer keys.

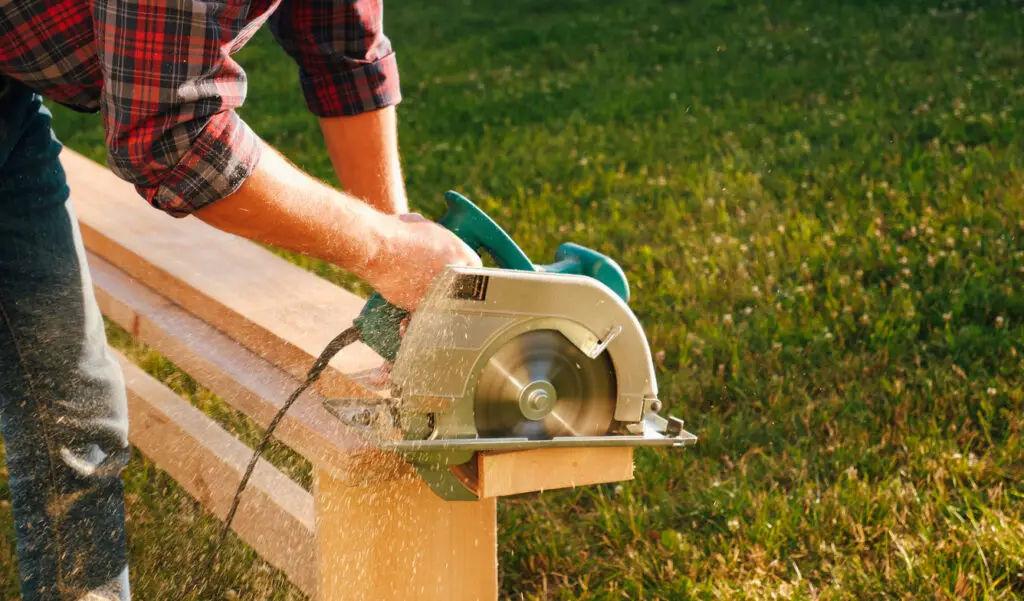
[{"left": 383, "top": 414, "right": 697, "bottom": 454}]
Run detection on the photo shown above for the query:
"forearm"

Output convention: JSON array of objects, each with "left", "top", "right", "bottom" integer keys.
[
  {"left": 319, "top": 106, "right": 407, "bottom": 214},
  {"left": 194, "top": 140, "right": 393, "bottom": 281}
]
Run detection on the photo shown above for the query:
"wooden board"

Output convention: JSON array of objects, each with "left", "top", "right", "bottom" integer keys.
[
  {"left": 90, "top": 252, "right": 410, "bottom": 483},
  {"left": 478, "top": 447, "right": 635, "bottom": 498},
  {"left": 63, "top": 149, "right": 382, "bottom": 399},
  {"left": 313, "top": 469, "right": 498, "bottom": 601},
  {"left": 117, "top": 351, "right": 316, "bottom": 594}
]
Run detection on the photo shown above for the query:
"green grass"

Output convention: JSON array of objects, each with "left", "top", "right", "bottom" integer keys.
[{"left": 3, "top": 0, "right": 1024, "bottom": 598}]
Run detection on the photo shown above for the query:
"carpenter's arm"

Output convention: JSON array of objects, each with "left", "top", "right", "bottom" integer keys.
[
  {"left": 92, "top": 0, "right": 405, "bottom": 219},
  {"left": 319, "top": 108, "right": 408, "bottom": 215},
  {"left": 92, "top": 0, "right": 477, "bottom": 310},
  {"left": 193, "top": 142, "right": 390, "bottom": 284},
  {"left": 269, "top": 0, "right": 407, "bottom": 214}
]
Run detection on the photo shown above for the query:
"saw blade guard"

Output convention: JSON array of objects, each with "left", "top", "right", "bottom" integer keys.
[{"left": 390, "top": 266, "right": 661, "bottom": 429}]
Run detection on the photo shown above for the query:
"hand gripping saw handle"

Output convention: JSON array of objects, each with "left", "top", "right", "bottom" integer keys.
[{"left": 354, "top": 191, "right": 631, "bottom": 362}]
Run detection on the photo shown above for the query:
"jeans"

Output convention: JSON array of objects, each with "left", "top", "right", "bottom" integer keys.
[{"left": 0, "top": 78, "right": 131, "bottom": 600}]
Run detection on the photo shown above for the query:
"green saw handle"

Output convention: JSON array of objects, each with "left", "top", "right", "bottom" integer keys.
[
  {"left": 438, "top": 191, "right": 535, "bottom": 270},
  {"left": 354, "top": 191, "right": 629, "bottom": 362}
]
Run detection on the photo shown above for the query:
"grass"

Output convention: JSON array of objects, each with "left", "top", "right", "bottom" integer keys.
[{"left": 3, "top": 0, "right": 1024, "bottom": 598}]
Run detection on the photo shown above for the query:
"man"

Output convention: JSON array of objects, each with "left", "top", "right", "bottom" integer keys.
[{"left": 0, "top": 0, "right": 480, "bottom": 598}]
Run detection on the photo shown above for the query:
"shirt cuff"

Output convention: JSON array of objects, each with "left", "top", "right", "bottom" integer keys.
[
  {"left": 139, "top": 111, "right": 262, "bottom": 218},
  {"left": 300, "top": 52, "right": 402, "bottom": 118}
]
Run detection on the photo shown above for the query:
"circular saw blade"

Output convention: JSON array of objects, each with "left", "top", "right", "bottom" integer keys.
[{"left": 474, "top": 329, "right": 616, "bottom": 440}]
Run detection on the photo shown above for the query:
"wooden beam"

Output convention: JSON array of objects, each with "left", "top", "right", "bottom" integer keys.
[
  {"left": 117, "top": 351, "right": 316, "bottom": 594},
  {"left": 478, "top": 447, "right": 634, "bottom": 498},
  {"left": 66, "top": 147, "right": 640, "bottom": 601},
  {"left": 64, "top": 149, "right": 382, "bottom": 399},
  {"left": 313, "top": 469, "right": 497, "bottom": 601},
  {"left": 90, "top": 252, "right": 409, "bottom": 483}
]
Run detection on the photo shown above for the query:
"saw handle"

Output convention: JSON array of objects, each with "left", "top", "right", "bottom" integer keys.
[
  {"left": 439, "top": 191, "right": 630, "bottom": 302},
  {"left": 437, "top": 191, "right": 535, "bottom": 270},
  {"left": 353, "top": 295, "right": 406, "bottom": 362},
  {"left": 355, "top": 191, "right": 536, "bottom": 362},
  {"left": 539, "top": 243, "right": 630, "bottom": 303}
]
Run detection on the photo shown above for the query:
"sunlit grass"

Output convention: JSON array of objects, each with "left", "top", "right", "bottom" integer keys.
[{"left": 2, "top": 0, "right": 1023, "bottom": 599}]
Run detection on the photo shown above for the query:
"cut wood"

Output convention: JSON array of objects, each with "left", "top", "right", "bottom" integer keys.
[
  {"left": 478, "top": 447, "right": 635, "bottom": 498},
  {"left": 117, "top": 351, "right": 316, "bottom": 594}
]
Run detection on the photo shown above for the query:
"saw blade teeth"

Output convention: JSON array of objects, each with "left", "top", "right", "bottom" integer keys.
[{"left": 474, "top": 329, "right": 616, "bottom": 440}]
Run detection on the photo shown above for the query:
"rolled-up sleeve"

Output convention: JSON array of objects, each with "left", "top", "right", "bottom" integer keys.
[
  {"left": 92, "top": 0, "right": 263, "bottom": 217},
  {"left": 269, "top": 0, "right": 401, "bottom": 118}
]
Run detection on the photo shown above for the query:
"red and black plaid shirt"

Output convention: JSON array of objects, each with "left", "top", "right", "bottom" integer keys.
[{"left": 0, "top": 0, "right": 401, "bottom": 216}]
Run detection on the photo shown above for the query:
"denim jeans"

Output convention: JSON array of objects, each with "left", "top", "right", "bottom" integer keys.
[{"left": 0, "top": 78, "right": 131, "bottom": 600}]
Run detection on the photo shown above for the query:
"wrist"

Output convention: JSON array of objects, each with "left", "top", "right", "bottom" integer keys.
[
  {"left": 344, "top": 210, "right": 401, "bottom": 285},
  {"left": 319, "top": 109, "right": 407, "bottom": 214}
]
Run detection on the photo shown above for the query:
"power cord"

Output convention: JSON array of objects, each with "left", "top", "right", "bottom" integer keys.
[{"left": 179, "top": 325, "right": 362, "bottom": 600}]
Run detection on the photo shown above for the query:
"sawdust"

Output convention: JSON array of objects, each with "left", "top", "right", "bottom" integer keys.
[{"left": 389, "top": 267, "right": 464, "bottom": 399}]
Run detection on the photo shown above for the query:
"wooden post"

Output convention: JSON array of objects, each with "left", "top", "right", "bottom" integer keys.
[{"left": 314, "top": 469, "right": 498, "bottom": 601}]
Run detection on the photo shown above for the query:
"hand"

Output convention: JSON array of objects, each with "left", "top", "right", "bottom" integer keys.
[{"left": 365, "top": 213, "right": 482, "bottom": 310}]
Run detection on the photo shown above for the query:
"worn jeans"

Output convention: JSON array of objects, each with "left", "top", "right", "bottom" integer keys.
[{"left": 0, "top": 78, "right": 131, "bottom": 600}]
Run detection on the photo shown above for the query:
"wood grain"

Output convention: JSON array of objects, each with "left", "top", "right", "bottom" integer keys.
[
  {"left": 64, "top": 149, "right": 383, "bottom": 399},
  {"left": 478, "top": 447, "right": 635, "bottom": 498},
  {"left": 314, "top": 469, "right": 498, "bottom": 601},
  {"left": 90, "top": 252, "right": 410, "bottom": 483}
]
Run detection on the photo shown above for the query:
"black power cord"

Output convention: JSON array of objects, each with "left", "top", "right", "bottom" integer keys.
[{"left": 179, "top": 325, "right": 363, "bottom": 600}]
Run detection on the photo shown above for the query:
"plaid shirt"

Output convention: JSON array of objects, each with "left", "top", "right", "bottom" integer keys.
[{"left": 0, "top": 0, "right": 401, "bottom": 216}]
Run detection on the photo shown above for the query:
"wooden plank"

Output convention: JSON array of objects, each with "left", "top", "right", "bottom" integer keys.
[
  {"left": 313, "top": 469, "right": 498, "bottom": 601},
  {"left": 117, "top": 351, "right": 317, "bottom": 594},
  {"left": 90, "top": 252, "right": 409, "bottom": 483},
  {"left": 478, "top": 447, "right": 635, "bottom": 499},
  {"left": 63, "top": 148, "right": 382, "bottom": 399}
]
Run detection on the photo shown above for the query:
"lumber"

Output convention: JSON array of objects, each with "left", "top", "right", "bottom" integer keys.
[
  {"left": 478, "top": 447, "right": 635, "bottom": 498},
  {"left": 67, "top": 147, "right": 638, "bottom": 601},
  {"left": 63, "top": 149, "right": 382, "bottom": 399},
  {"left": 89, "top": 252, "right": 409, "bottom": 483},
  {"left": 116, "top": 351, "right": 316, "bottom": 594},
  {"left": 313, "top": 469, "right": 498, "bottom": 601}
]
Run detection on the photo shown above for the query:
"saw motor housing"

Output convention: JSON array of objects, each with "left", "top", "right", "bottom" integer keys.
[{"left": 391, "top": 265, "right": 659, "bottom": 438}]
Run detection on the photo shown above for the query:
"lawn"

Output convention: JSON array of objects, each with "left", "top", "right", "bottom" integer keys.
[{"left": 2, "top": 0, "right": 1024, "bottom": 599}]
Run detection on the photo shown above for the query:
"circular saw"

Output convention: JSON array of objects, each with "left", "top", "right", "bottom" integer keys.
[{"left": 325, "top": 191, "right": 696, "bottom": 500}]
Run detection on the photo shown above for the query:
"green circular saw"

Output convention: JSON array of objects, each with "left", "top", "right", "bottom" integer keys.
[{"left": 325, "top": 191, "right": 696, "bottom": 500}]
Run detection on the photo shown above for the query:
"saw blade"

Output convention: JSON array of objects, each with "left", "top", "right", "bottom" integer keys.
[{"left": 474, "top": 329, "right": 616, "bottom": 440}]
